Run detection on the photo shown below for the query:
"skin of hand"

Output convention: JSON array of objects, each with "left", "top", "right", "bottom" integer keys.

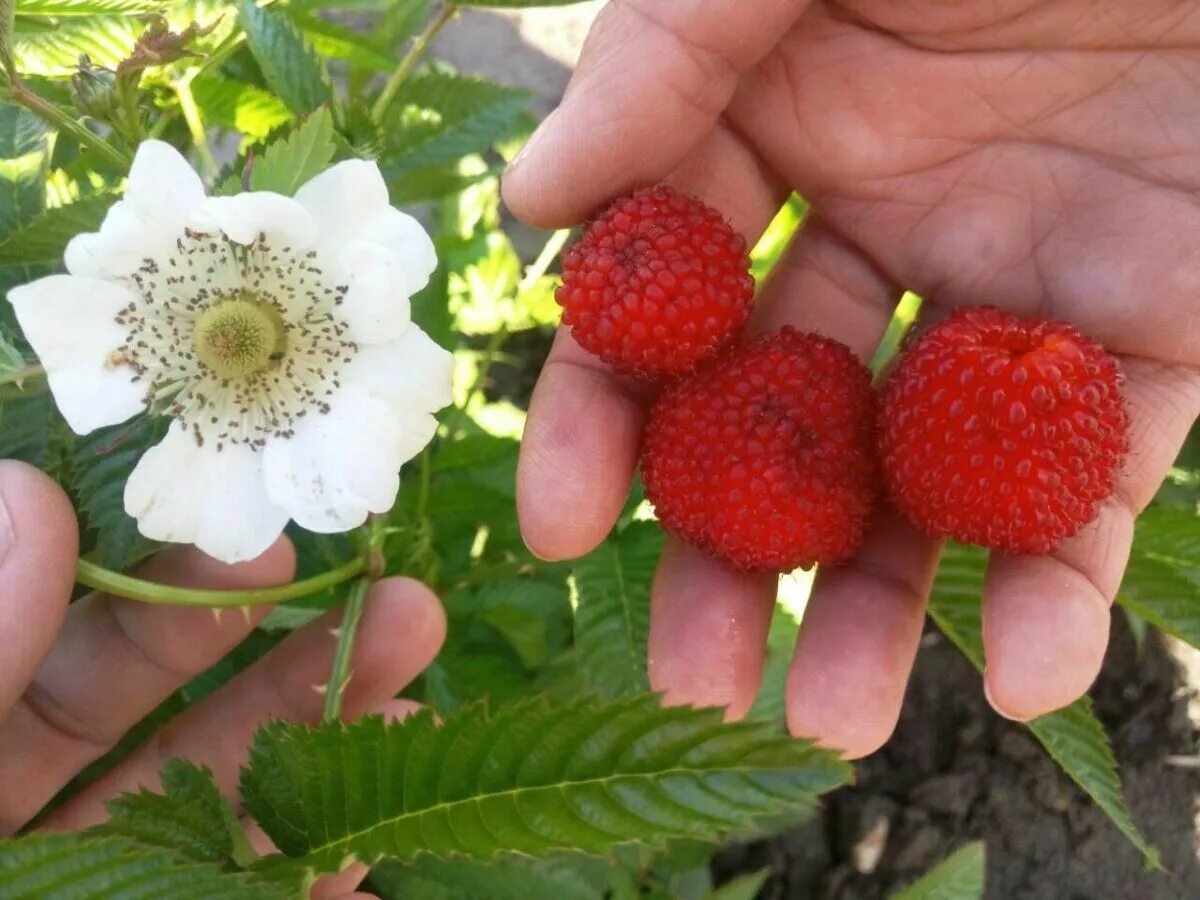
[
  {"left": 503, "top": 0, "right": 1200, "bottom": 758},
  {"left": 0, "top": 460, "right": 447, "bottom": 899}
]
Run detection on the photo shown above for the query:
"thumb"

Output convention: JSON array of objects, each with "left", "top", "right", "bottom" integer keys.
[{"left": 502, "top": 0, "right": 812, "bottom": 228}]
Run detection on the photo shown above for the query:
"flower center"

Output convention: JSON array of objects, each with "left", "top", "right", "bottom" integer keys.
[{"left": 194, "top": 295, "right": 286, "bottom": 380}]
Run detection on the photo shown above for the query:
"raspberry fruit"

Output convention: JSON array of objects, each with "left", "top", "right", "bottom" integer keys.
[
  {"left": 641, "top": 328, "right": 877, "bottom": 572},
  {"left": 879, "top": 306, "right": 1129, "bottom": 555},
  {"left": 556, "top": 185, "right": 754, "bottom": 378}
]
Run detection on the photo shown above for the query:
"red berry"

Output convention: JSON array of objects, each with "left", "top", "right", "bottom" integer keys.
[
  {"left": 556, "top": 185, "right": 754, "bottom": 378},
  {"left": 641, "top": 328, "right": 877, "bottom": 572},
  {"left": 879, "top": 307, "right": 1129, "bottom": 555}
]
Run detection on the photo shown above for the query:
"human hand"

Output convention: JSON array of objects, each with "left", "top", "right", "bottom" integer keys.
[
  {"left": 0, "top": 461, "right": 446, "bottom": 897},
  {"left": 503, "top": 0, "right": 1200, "bottom": 757}
]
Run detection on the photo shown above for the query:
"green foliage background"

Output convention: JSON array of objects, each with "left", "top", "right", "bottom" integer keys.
[{"left": 0, "top": 2, "right": 1197, "bottom": 899}]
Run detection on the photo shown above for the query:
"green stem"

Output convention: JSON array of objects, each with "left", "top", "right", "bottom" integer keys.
[
  {"left": 174, "top": 74, "right": 217, "bottom": 179},
  {"left": 7, "top": 80, "right": 129, "bottom": 169},
  {"left": 371, "top": 3, "right": 457, "bottom": 123},
  {"left": 322, "top": 576, "right": 370, "bottom": 721},
  {"left": 75, "top": 556, "right": 366, "bottom": 607}
]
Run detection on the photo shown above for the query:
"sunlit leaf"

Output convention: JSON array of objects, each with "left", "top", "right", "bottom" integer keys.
[{"left": 891, "top": 841, "right": 985, "bottom": 900}]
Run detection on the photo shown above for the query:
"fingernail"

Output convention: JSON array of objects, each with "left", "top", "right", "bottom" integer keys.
[
  {"left": 0, "top": 489, "right": 13, "bottom": 566},
  {"left": 507, "top": 108, "right": 557, "bottom": 175}
]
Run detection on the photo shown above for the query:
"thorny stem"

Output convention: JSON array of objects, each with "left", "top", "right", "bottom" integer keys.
[
  {"left": 371, "top": 3, "right": 458, "bottom": 123},
  {"left": 5, "top": 79, "right": 130, "bottom": 169},
  {"left": 174, "top": 73, "right": 218, "bottom": 178},
  {"left": 321, "top": 576, "right": 370, "bottom": 721},
  {"left": 322, "top": 517, "right": 388, "bottom": 721},
  {"left": 75, "top": 556, "right": 367, "bottom": 607}
]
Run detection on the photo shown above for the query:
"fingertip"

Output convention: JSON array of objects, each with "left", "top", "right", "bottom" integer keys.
[
  {"left": 982, "top": 555, "right": 1110, "bottom": 721},
  {"left": 0, "top": 459, "right": 78, "bottom": 565},
  {"left": 364, "top": 577, "right": 447, "bottom": 662},
  {"left": 647, "top": 539, "right": 776, "bottom": 720}
]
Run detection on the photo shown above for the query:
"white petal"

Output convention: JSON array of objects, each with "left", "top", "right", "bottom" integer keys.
[
  {"left": 66, "top": 141, "right": 207, "bottom": 280},
  {"left": 194, "top": 192, "right": 317, "bottom": 249},
  {"left": 335, "top": 240, "right": 413, "bottom": 344},
  {"left": 262, "top": 384, "right": 420, "bottom": 533},
  {"left": 294, "top": 159, "right": 391, "bottom": 250},
  {"left": 123, "top": 140, "right": 207, "bottom": 228},
  {"left": 342, "top": 325, "right": 454, "bottom": 417},
  {"left": 124, "top": 423, "right": 289, "bottom": 564},
  {"left": 295, "top": 160, "right": 437, "bottom": 344},
  {"left": 7, "top": 274, "right": 146, "bottom": 433}
]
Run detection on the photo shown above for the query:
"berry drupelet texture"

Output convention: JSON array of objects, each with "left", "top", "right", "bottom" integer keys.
[
  {"left": 879, "top": 306, "right": 1129, "bottom": 555},
  {"left": 556, "top": 185, "right": 755, "bottom": 378},
  {"left": 641, "top": 328, "right": 877, "bottom": 572}
]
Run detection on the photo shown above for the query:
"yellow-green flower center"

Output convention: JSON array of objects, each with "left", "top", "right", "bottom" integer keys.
[{"left": 194, "top": 296, "right": 286, "bottom": 380}]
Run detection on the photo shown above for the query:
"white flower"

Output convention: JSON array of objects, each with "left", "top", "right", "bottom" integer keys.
[{"left": 8, "top": 141, "right": 453, "bottom": 564}]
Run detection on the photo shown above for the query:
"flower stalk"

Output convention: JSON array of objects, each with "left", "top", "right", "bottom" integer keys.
[
  {"left": 75, "top": 556, "right": 367, "bottom": 607},
  {"left": 5, "top": 78, "right": 131, "bottom": 170},
  {"left": 371, "top": 3, "right": 458, "bottom": 122}
]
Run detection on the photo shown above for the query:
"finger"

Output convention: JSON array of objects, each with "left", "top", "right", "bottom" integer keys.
[
  {"left": 753, "top": 221, "right": 943, "bottom": 757},
  {"left": 502, "top": 0, "right": 809, "bottom": 227},
  {"left": 983, "top": 359, "right": 1200, "bottom": 720},
  {"left": 45, "top": 577, "right": 446, "bottom": 829},
  {"left": 648, "top": 538, "right": 777, "bottom": 718},
  {"left": 786, "top": 512, "right": 941, "bottom": 758},
  {"left": 516, "top": 127, "right": 785, "bottom": 561},
  {"left": 0, "top": 462, "right": 77, "bottom": 718},
  {"left": 243, "top": 698, "right": 425, "bottom": 900},
  {"left": 0, "top": 539, "right": 294, "bottom": 833}
]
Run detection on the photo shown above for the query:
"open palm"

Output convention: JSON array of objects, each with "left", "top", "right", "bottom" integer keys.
[{"left": 503, "top": 0, "right": 1200, "bottom": 757}]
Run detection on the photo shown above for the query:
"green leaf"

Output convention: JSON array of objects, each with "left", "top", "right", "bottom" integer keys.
[
  {"left": 0, "top": 191, "right": 110, "bottom": 266},
  {"left": 238, "top": 0, "right": 331, "bottom": 115},
  {"left": 15, "top": 0, "right": 162, "bottom": 14},
  {"left": 0, "top": 833, "right": 289, "bottom": 900},
  {"left": 382, "top": 68, "right": 531, "bottom": 177},
  {"left": 0, "top": 391, "right": 54, "bottom": 465},
  {"left": 0, "top": 323, "right": 23, "bottom": 378},
  {"left": 928, "top": 544, "right": 1162, "bottom": 869},
  {"left": 248, "top": 107, "right": 336, "bottom": 196},
  {"left": 241, "top": 694, "right": 852, "bottom": 873},
  {"left": 12, "top": 14, "right": 138, "bottom": 75},
  {"left": 98, "top": 761, "right": 254, "bottom": 869},
  {"left": 370, "top": 852, "right": 616, "bottom": 900},
  {"left": 191, "top": 74, "right": 291, "bottom": 141},
  {"left": 891, "top": 841, "right": 984, "bottom": 900},
  {"left": 288, "top": 10, "right": 394, "bottom": 71},
  {"left": 73, "top": 415, "right": 168, "bottom": 570},
  {"left": 1116, "top": 507, "right": 1200, "bottom": 648},
  {"left": 747, "top": 602, "right": 801, "bottom": 729},
  {"left": 707, "top": 868, "right": 771, "bottom": 900},
  {"left": 572, "top": 522, "right": 661, "bottom": 699},
  {"left": 0, "top": 100, "right": 48, "bottom": 240},
  {"left": 371, "top": 0, "right": 429, "bottom": 52}
]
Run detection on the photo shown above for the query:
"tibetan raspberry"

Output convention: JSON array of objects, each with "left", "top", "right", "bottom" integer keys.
[
  {"left": 556, "top": 185, "right": 754, "bottom": 378},
  {"left": 879, "top": 306, "right": 1129, "bottom": 555},
  {"left": 641, "top": 328, "right": 877, "bottom": 572}
]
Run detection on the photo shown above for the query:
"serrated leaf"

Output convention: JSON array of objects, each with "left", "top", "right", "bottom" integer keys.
[
  {"left": 248, "top": 106, "right": 335, "bottom": 195},
  {"left": 98, "top": 760, "right": 253, "bottom": 869},
  {"left": 1117, "top": 507, "right": 1200, "bottom": 648},
  {"left": 288, "top": 9, "right": 393, "bottom": 71},
  {"left": 238, "top": 0, "right": 330, "bottom": 114},
  {"left": 0, "top": 191, "right": 111, "bottom": 266},
  {"left": 191, "top": 74, "right": 291, "bottom": 140},
  {"left": 370, "top": 851, "right": 616, "bottom": 900},
  {"left": 382, "top": 69, "right": 531, "bottom": 177},
  {"left": 572, "top": 522, "right": 661, "bottom": 699},
  {"left": 241, "top": 694, "right": 852, "bottom": 874},
  {"left": 0, "top": 323, "right": 24, "bottom": 378},
  {"left": 15, "top": 0, "right": 162, "bottom": 14},
  {"left": 73, "top": 415, "right": 168, "bottom": 570},
  {"left": 0, "top": 101, "right": 48, "bottom": 240},
  {"left": 0, "top": 834, "right": 289, "bottom": 900},
  {"left": 12, "top": 13, "right": 138, "bottom": 75},
  {"left": 0, "top": 391, "right": 53, "bottom": 464},
  {"left": 928, "top": 544, "right": 1161, "bottom": 869},
  {"left": 891, "top": 841, "right": 984, "bottom": 900}
]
